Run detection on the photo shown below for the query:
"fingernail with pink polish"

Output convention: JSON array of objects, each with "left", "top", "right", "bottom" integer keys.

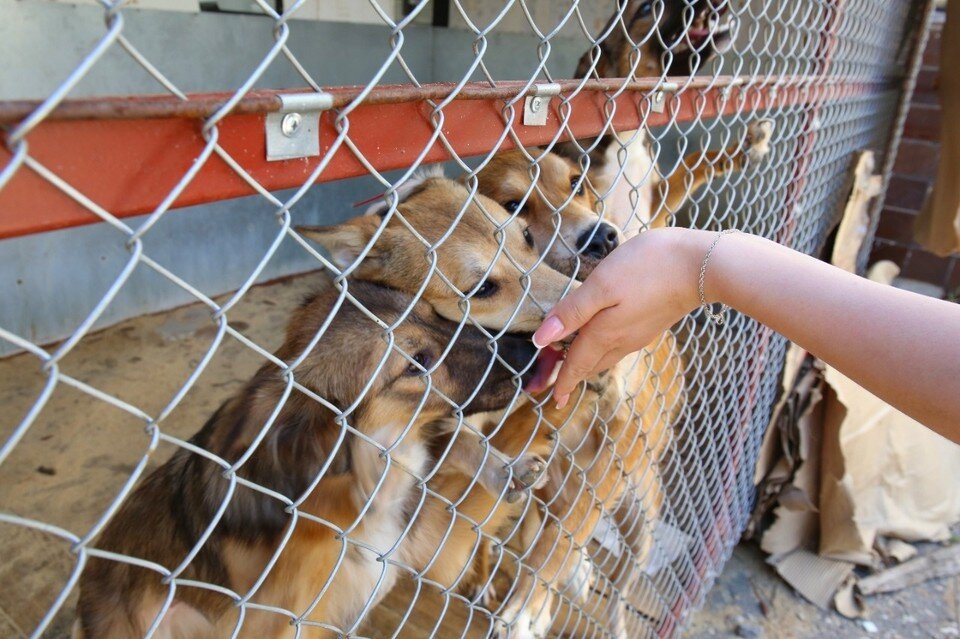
[
  {"left": 533, "top": 316, "right": 565, "bottom": 349},
  {"left": 555, "top": 393, "right": 569, "bottom": 410}
]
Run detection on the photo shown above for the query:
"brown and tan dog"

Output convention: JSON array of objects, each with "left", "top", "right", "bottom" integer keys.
[
  {"left": 473, "top": 131, "right": 769, "bottom": 635},
  {"left": 475, "top": 2, "right": 773, "bottom": 636},
  {"left": 478, "top": 119, "right": 772, "bottom": 278},
  {"left": 73, "top": 278, "right": 536, "bottom": 639},
  {"left": 294, "top": 171, "right": 679, "bottom": 636},
  {"left": 297, "top": 176, "right": 572, "bottom": 599},
  {"left": 562, "top": 0, "right": 770, "bottom": 239}
]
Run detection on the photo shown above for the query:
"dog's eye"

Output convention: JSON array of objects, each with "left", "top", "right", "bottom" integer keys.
[
  {"left": 636, "top": 1, "right": 652, "bottom": 18},
  {"left": 405, "top": 351, "right": 433, "bottom": 376},
  {"left": 570, "top": 176, "right": 585, "bottom": 197},
  {"left": 523, "top": 227, "right": 535, "bottom": 248},
  {"left": 473, "top": 280, "right": 499, "bottom": 299},
  {"left": 504, "top": 200, "right": 524, "bottom": 214}
]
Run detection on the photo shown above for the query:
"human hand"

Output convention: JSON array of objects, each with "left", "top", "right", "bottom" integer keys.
[{"left": 532, "top": 227, "right": 715, "bottom": 408}]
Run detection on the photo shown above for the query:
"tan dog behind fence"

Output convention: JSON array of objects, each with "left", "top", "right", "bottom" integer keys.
[
  {"left": 473, "top": 128, "right": 769, "bottom": 635},
  {"left": 471, "top": 1, "right": 774, "bottom": 635},
  {"left": 298, "top": 175, "right": 572, "bottom": 599}
]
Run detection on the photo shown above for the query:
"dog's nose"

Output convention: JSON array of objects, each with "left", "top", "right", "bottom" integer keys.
[{"left": 578, "top": 223, "right": 620, "bottom": 260}]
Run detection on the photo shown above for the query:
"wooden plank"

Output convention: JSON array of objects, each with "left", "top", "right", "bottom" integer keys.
[{"left": 858, "top": 544, "right": 960, "bottom": 596}]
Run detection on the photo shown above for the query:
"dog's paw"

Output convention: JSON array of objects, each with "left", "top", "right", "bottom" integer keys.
[
  {"left": 495, "top": 609, "right": 544, "bottom": 639},
  {"left": 505, "top": 454, "right": 547, "bottom": 504},
  {"left": 745, "top": 118, "right": 775, "bottom": 163},
  {"left": 460, "top": 575, "right": 498, "bottom": 609},
  {"left": 481, "top": 580, "right": 500, "bottom": 610}
]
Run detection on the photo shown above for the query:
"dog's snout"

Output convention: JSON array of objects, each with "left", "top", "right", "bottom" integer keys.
[
  {"left": 460, "top": 333, "right": 537, "bottom": 413},
  {"left": 578, "top": 223, "right": 620, "bottom": 260},
  {"left": 496, "top": 333, "right": 538, "bottom": 379}
]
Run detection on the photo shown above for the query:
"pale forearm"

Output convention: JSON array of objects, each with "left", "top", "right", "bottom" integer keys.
[{"left": 700, "top": 231, "right": 960, "bottom": 441}]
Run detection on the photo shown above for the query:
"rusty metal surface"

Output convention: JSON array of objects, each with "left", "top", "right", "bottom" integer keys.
[{"left": 0, "top": 79, "right": 889, "bottom": 239}]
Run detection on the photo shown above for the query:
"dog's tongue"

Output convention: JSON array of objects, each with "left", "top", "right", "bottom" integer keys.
[
  {"left": 688, "top": 27, "right": 712, "bottom": 43},
  {"left": 524, "top": 345, "right": 565, "bottom": 394}
]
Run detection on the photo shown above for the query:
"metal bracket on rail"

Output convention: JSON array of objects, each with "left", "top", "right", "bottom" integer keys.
[
  {"left": 265, "top": 92, "right": 333, "bottom": 162},
  {"left": 718, "top": 77, "right": 746, "bottom": 103},
  {"left": 650, "top": 82, "right": 679, "bottom": 113},
  {"left": 523, "top": 83, "right": 561, "bottom": 126}
]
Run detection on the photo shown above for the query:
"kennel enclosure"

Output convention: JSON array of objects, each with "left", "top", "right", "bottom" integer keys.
[{"left": 0, "top": 1, "right": 935, "bottom": 637}]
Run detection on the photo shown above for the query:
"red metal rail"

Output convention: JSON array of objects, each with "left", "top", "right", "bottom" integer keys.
[{"left": 0, "top": 76, "right": 887, "bottom": 240}]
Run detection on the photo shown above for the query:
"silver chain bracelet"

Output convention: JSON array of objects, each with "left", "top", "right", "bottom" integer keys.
[{"left": 698, "top": 229, "right": 738, "bottom": 326}]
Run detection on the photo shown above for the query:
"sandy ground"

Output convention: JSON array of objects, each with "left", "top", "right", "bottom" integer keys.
[
  {"left": 0, "top": 274, "right": 315, "bottom": 637},
  {"left": 1, "top": 271, "right": 957, "bottom": 638}
]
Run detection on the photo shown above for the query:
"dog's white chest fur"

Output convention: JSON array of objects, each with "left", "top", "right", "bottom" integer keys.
[
  {"left": 597, "top": 129, "right": 656, "bottom": 240},
  {"left": 329, "top": 430, "right": 429, "bottom": 631}
]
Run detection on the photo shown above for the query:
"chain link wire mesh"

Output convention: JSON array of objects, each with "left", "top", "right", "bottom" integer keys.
[{"left": 0, "top": 0, "right": 931, "bottom": 637}]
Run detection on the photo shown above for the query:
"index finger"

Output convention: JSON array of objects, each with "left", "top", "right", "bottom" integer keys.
[
  {"left": 552, "top": 305, "right": 622, "bottom": 403},
  {"left": 533, "top": 272, "right": 616, "bottom": 349}
]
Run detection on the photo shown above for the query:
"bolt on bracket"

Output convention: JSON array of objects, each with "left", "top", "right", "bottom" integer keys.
[
  {"left": 718, "top": 77, "right": 746, "bottom": 103},
  {"left": 265, "top": 92, "right": 332, "bottom": 162},
  {"left": 650, "top": 82, "right": 677, "bottom": 113},
  {"left": 523, "top": 83, "right": 561, "bottom": 126},
  {"left": 651, "top": 90, "right": 666, "bottom": 113}
]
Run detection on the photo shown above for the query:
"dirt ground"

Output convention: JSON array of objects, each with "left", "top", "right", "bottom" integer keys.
[
  {"left": 1, "top": 271, "right": 957, "bottom": 638},
  {"left": 684, "top": 540, "right": 960, "bottom": 639},
  {"left": 0, "top": 274, "right": 317, "bottom": 637}
]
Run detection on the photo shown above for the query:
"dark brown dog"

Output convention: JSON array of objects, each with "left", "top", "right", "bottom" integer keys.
[
  {"left": 74, "top": 278, "right": 536, "bottom": 639},
  {"left": 550, "top": 0, "right": 770, "bottom": 241},
  {"left": 573, "top": 0, "right": 733, "bottom": 80}
]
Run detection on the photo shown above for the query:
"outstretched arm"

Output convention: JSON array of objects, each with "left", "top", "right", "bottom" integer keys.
[{"left": 533, "top": 228, "right": 960, "bottom": 443}]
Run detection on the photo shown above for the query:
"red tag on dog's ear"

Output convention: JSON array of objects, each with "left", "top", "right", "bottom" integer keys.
[
  {"left": 353, "top": 166, "right": 447, "bottom": 211},
  {"left": 352, "top": 193, "right": 386, "bottom": 209}
]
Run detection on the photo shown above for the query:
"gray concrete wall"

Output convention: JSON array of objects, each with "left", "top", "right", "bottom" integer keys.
[
  {"left": 0, "top": 2, "right": 592, "bottom": 356},
  {"left": 0, "top": 2, "right": 433, "bottom": 99}
]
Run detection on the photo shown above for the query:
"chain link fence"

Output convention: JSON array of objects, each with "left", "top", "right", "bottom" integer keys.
[{"left": 0, "top": 0, "right": 932, "bottom": 637}]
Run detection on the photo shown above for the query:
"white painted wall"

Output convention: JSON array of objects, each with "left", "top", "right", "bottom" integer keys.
[
  {"left": 285, "top": 0, "right": 403, "bottom": 24},
  {"left": 36, "top": 0, "right": 199, "bottom": 11}
]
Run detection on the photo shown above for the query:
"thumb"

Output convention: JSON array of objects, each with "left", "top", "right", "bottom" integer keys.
[{"left": 533, "top": 278, "right": 614, "bottom": 348}]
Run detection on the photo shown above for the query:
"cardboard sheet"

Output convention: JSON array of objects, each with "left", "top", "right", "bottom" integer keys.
[
  {"left": 759, "top": 356, "right": 824, "bottom": 559},
  {"left": 818, "top": 362, "right": 960, "bottom": 563},
  {"left": 831, "top": 151, "right": 883, "bottom": 273},
  {"left": 771, "top": 549, "right": 855, "bottom": 609},
  {"left": 816, "top": 259, "right": 960, "bottom": 562}
]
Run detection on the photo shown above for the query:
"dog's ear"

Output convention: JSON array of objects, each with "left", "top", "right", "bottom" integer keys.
[
  {"left": 366, "top": 165, "right": 447, "bottom": 216},
  {"left": 297, "top": 215, "right": 383, "bottom": 269},
  {"left": 198, "top": 377, "right": 348, "bottom": 536}
]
